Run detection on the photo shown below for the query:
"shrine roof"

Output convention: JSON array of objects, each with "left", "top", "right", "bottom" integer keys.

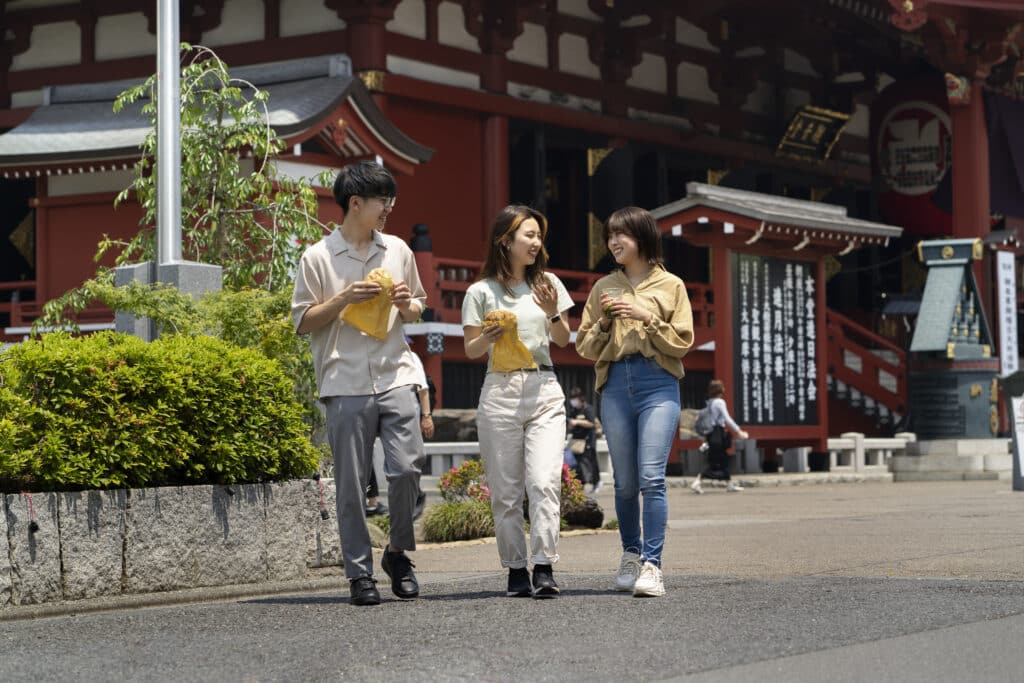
[
  {"left": 0, "top": 55, "right": 432, "bottom": 177},
  {"left": 653, "top": 182, "right": 904, "bottom": 241}
]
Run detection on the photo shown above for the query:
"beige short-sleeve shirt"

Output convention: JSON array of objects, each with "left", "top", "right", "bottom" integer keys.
[{"left": 292, "top": 229, "right": 427, "bottom": 397}]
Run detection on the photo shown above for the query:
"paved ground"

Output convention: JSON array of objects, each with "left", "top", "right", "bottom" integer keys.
[{"left": 1, "top": 480, "right": 1022, "bottom": 682}]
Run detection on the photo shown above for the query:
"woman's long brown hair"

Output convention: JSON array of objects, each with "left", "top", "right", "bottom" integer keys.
[{"left": 478, "top": 205, "right": 550, "bottom": 291}]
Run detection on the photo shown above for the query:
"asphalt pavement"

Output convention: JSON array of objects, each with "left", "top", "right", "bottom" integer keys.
[{"left": 1, "top": 480, "right": 1022, "bottom": 682}]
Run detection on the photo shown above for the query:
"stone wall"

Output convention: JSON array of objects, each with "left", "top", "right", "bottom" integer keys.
[{"left": 0, "top": 479, "right": 367, "bottom": 609}]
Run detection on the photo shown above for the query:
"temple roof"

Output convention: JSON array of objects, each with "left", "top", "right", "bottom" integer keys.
[
  {"left": 0, "top": 54, "right": 432, "bottom": 178},
  {"left": 652, "top": 182, "right": 903, "bottom": 256}
]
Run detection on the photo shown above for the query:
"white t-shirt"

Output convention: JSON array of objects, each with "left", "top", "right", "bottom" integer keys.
[{"left": 461, "top": 272, "right": 573, "bottom": 373}]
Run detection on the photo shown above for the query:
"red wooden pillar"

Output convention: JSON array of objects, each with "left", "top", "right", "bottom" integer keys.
[
  {"left": 815, "top": 258, "right": 828, "bottom": 451},
  {"left": 711, "top": 246, "right": 734, "bottom": 400},
  {"left": 950, "top": 85, "right": 991, "bottom": 307},
  {"left": 482, "top": 114, "right": 509, "bottom": 236}
]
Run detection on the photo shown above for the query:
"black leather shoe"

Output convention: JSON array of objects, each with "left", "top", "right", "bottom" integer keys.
[
  {"left": 349, "top": 577, "right": 381, "bottom": 606},
  {"left": 532, "top": 564, "right": 559, "bottom": 599},
  {"left": 381, "top": 546, "right": 419, "bottom": 599},
  {"left": 507, "top": 567, "right": 531, "bottom": 597}
]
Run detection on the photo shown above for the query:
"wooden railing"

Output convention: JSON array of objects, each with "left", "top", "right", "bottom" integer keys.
[
  {"left": 431, "top": 257, "right": 715, "bottom": 343},
  {"left": 2, "top": 281, "right": 114, "bottom": 341},
  {"left": 825, "top": 309, "right": 907, "bottom": 415}
]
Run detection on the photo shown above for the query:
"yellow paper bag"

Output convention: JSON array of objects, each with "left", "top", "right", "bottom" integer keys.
[
  {"left": 484, "top": 309, "right": 536, "bottom": 372},
  {"left": 340, "top": 268, "right": 394, "bottom": 341}
]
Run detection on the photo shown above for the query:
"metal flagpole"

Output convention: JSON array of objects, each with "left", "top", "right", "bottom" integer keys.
[{"left": 156, "top": 0, "right": 182, "bottom": 265}]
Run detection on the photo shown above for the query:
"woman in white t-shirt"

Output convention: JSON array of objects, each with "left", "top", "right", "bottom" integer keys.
[{"left": 462, "top": 205, "right": 573, "bottom": 599}]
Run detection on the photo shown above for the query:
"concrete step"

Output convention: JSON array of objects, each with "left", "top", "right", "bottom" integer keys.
[
  {"left": 891, "top": 454, "right": 985, "bottom": 472},
  {"left": 907, "top": 439, "right": 1009, "bottom": 458},
  {"left": 894, "top": 471, "right": 1000, "bottom": 482}
]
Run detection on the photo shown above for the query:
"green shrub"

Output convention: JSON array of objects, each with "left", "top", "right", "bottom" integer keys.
[
  {"left": 0, "top": 332, "right": 319, "bottom": 492},
  {"left": 603, "top": 519, "right": 619, "bottom": 530},
  {"left": 368, "top": 514, "right": 390, "bottom": 536},
  {"left": 421, "top": 501, "right": 495, "bottom": 542}
]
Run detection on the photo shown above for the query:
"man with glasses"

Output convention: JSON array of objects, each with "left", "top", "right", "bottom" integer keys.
[{"left": 292, "top": 161, "right": 427, "bottom": 606}]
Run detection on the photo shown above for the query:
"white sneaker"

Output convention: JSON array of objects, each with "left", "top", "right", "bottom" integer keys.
[
  {"left": 633, "top": 561, "right": 665, "bottom": 597},
  {"left": 727, "top": 481, "right": 744, "bottom": 492},
  {"left": 592, "top": 482, "right": 603, "bottom": 494},
  {"left": 690, "top": 475, "right": 703, "bottom": 495},
  {"left": 613, "top": 551, "right": 642, "bottom": 592}
]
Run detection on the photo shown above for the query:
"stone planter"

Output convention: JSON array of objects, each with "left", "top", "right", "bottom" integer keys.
[{"left": 0, "top": 479, "right": 365, "bottom": 610}]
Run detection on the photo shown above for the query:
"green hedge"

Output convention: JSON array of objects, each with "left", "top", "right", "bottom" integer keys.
[{"left": 0, "top": 332, "right": 319, "bottom": 492}]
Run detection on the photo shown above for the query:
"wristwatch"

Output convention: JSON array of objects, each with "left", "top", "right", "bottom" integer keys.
[
  {"left": 549, "top": 313, "right": 562, "bottom": 324},
  {"left": 422, "top": 413, "right": 432, "bottom": 418}
]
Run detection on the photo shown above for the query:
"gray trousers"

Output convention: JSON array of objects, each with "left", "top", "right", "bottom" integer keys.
[{"left": 323, "top": 385, "right": 424, "bottom": 579}]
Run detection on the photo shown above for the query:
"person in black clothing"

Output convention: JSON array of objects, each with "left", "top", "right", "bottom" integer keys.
[
  {"left": 567, "top": 386, "right": 601, "bottom": 493},
  {"left": 692, "top": 379, "right": 749, "bottom": 494}
]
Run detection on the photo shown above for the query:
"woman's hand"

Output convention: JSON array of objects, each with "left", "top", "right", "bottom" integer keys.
[
  {"left": 737, "top": 429, "right": 749, "bottom": 440},
  {"left": 532, "top": 280, "right": 560, "bottom": 318},
  {"left": 604, "top": 298, "right": 654, "bottom": 324},
  {"left": 482, "top": 322, "right": 505, "bottom": 342}
]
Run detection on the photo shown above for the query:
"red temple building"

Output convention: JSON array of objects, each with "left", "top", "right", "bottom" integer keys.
[{"left": 2, "top": 0, "right": 1023, "bottom": 462}]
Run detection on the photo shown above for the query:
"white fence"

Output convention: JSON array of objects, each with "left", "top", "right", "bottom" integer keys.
[{"left": 423, "top": 439, "right": 610, "bottom": 475}]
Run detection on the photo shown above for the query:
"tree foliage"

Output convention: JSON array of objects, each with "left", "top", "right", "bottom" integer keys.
[{"left": 34, "top": 44, "right": 331, "bottom": 332}]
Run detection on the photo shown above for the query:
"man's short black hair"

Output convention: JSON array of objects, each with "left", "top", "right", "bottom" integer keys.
[{"left": 332, "top": 161, "right": 397, "bottom": 212}]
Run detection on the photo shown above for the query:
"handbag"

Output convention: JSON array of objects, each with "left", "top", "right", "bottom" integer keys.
[
  {"left": 707, "top": 425, "right": 732, "bottom": 450},
  {"left": 569, "top": 438, "right": 587, "bottom": 455}
]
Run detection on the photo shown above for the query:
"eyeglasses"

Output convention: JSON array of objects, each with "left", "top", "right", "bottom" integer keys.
[{"left": 365, "top": 195, "right": 396, "bottom": 210}]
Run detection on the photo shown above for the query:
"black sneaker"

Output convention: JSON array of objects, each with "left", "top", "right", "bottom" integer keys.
[
  {"left": 532, "top": 564, "right": 559, "bottom": 599},
  {"left": 349, "top": 576, "right": 381, "bottom": 606},
  {"left": 507, "top": 567, "right": 531, "bottom": 597},
  {"left": 381, "top": 546, "right": 419, "bottom": 599},
  {"left": 365, "top": 501, "right": 388, "bottom": 517}
]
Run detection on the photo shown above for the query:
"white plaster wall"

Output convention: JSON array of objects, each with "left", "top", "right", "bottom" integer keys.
[
  {"left": 203, "top": 0, "right": 264, "bottom": 46},
  {"left": 10, "top": 21, "right": 79, "bottom": 70},
  {"left": 557, "top": 0, "right": 601, "bottom": 21},
  {"left": 508, "top": 22, "right": 547, "bottom": 68},
  {"left": 558, "top": 33, "right": 598, "bottom": 79},
  {"left": 741, "top": 80, "right": 776, "bottom": 115},
  {"left": 280, "top": 0, "right": 345, "bottom": 38},
  {"left": 47, "top": 170, "right": 136, "bottom": 198},
  {"left": 784, "top": 48, "right": 818, "bottom": 77},
  {"left": 508, "top": 81, "right": 552, "bottom": 104},
  {"left": 627, "top": 52, "right": 666, "bottom": 93},
  {"left": 96, "top": 14, "right": 153, "bottom": 62},
  {"left": 438, "top": 1, "right": 479, "bottom": 52},
  {"left": 388, "top": 0, "right": 427, "bottom": 40},
  {"left": 677, "top": 62, "right": 717, "bottom": 104},
  {"left": 676, "top": 17, "right": 716, "bottom": 52},
  {"left": 387, "top": 55, "right": 480, "bottom": 90},
  {"left": 845, "top": 102, "right": 870, "bottom": 137}
]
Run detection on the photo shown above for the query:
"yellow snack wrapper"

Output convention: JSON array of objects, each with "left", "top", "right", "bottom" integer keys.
[
  {"left": 340, "top": 268, "right": 394, "bottom": 341},
  {"left": 484, "top": 309, "right": 536, "bottom": 372}
]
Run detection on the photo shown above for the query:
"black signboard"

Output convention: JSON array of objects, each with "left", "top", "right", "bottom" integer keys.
[
  {"left": 776, "top": 105, "right": 848, "bottom": 161},
  {"left": 733, "top": 253, "right": 819, "bottom": 425}
]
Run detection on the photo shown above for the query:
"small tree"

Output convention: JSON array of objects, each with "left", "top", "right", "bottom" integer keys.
[{"left": 35, "top": 44, "right": 330, "bottom": 330}]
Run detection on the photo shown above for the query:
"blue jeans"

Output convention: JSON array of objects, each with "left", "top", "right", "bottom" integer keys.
[{"left": 600, "top": 355, "right": 680, "bottom": 567}]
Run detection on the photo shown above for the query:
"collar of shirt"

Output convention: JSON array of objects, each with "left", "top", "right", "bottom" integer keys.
[{"left": 327, "top": 228, "right": 388, "bottom": 259}]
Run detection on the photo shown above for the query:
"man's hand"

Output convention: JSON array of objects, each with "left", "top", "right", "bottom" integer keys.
[
  {"left": 391, "top": 280, "right": 413, "bottom": 310},
  {"left": 342, "top": 279, "right": 382, "bottom": 305}
]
